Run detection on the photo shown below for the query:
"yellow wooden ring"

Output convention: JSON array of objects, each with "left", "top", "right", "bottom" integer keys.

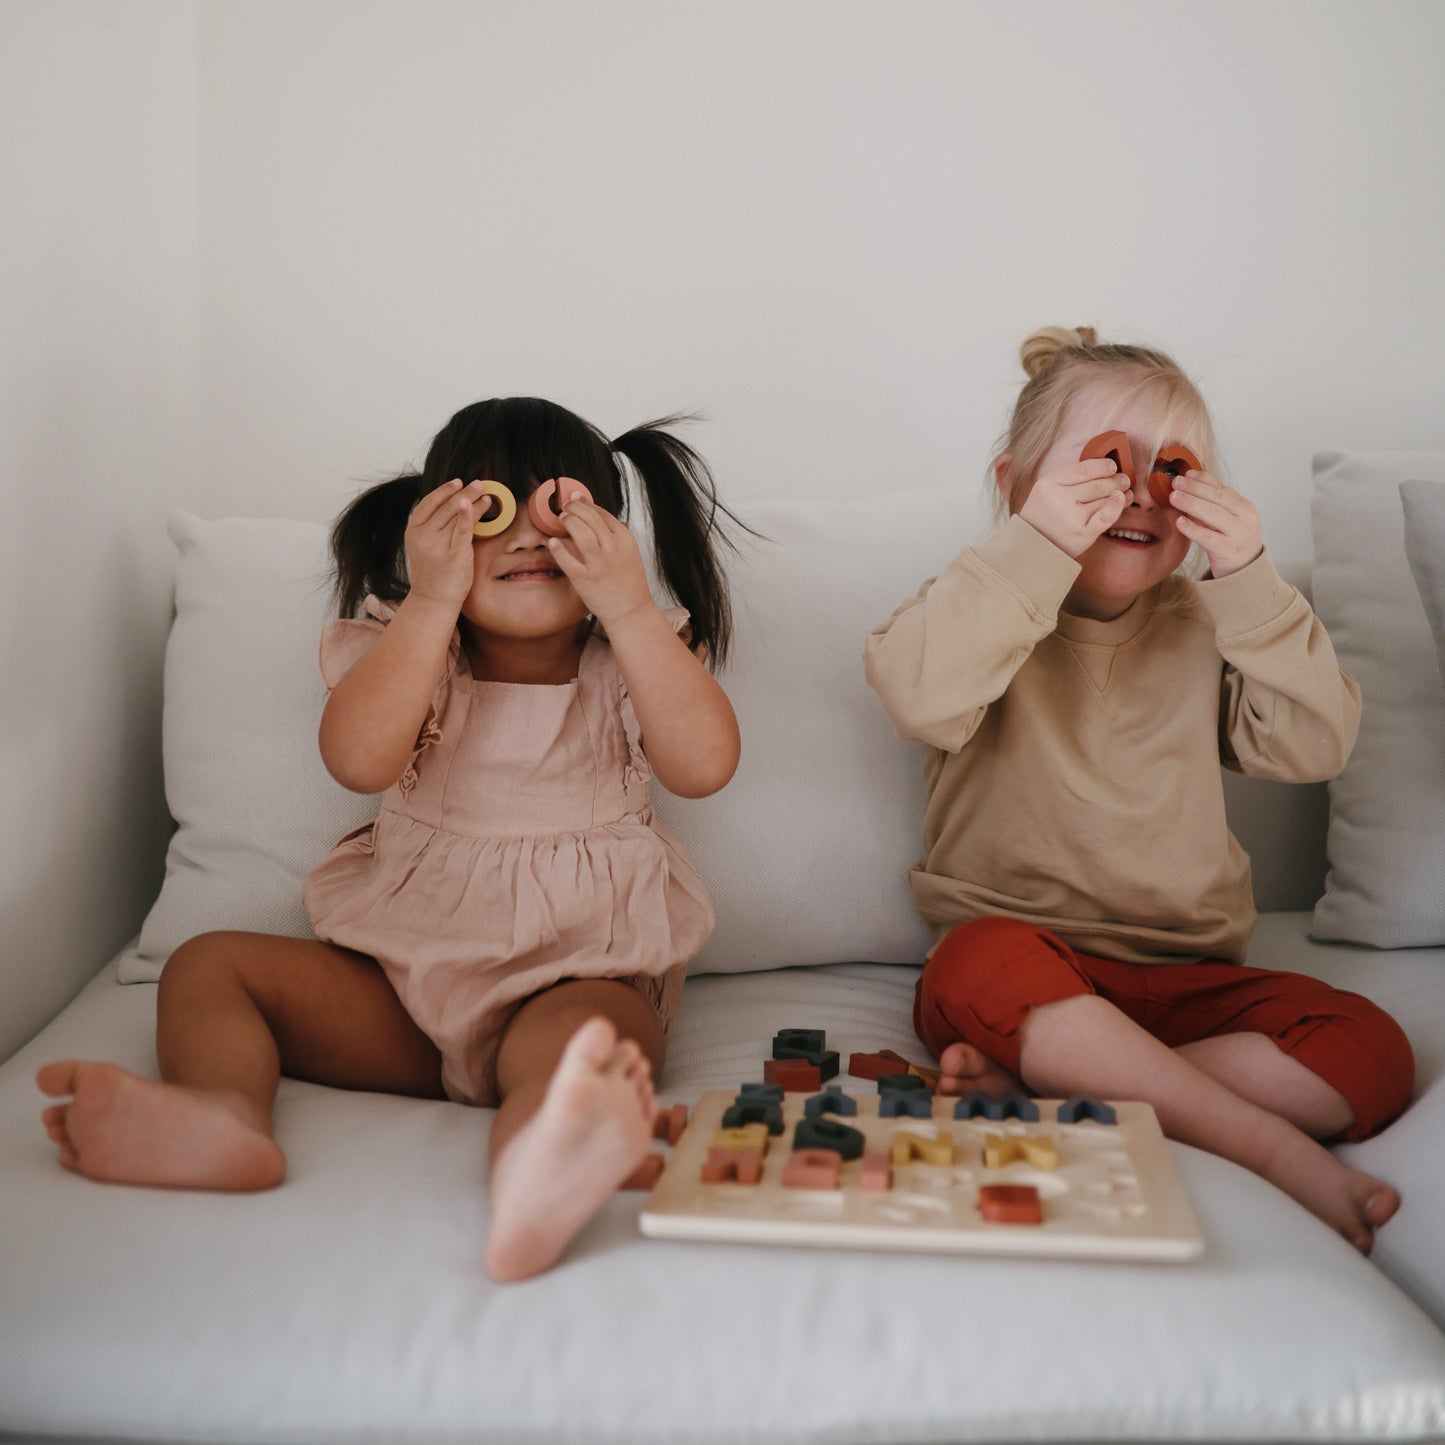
[{"left": 470, "top": 480, "right": 517, "bottom": 538}]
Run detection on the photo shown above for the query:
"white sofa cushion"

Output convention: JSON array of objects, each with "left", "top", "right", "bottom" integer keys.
[
  {"left": 122, "top": 512, "right": 378, "bottom": 981},
  {"left": 5, "top": 920, "right": 1445, "bottom": 1444},
  {"left": 1310, "top": 452, "right": 1445, "bottom": 949},
  {"left": 126, "top": 490, "right": 995, "bottom": 982},
  {"left": 652, "top": 485, "right": 991, "bottom": 971},
  {"left": 1402, "top": 478, "right": 1445, "bottom": 691},
  {"left": 127, "top": 496, "right": 1342, "bottom": 985}
]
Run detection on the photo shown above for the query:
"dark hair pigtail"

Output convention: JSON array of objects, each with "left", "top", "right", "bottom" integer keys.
[
  {"left": 330, "top": 472, "right": 423, "bottom": 618},
  {"left": 611, "top": 418, "right": 750, "bottom": 668}
]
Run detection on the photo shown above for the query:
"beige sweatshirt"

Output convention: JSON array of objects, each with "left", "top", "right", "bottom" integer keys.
[{"left": 864, "top": 516, "right": 1362, "bottom": 965}]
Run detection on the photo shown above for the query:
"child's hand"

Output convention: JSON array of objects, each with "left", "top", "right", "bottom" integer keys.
[
  {"left": 1017, "top": 459, "right": 1130, "bottom": 558},
  {"left": 1168, "top": 471, "right": 1263, "bottom": 579},
  {"left": 405, "top": 478, "right": 484, "bottom": 609},
  {"left": 545, "top": 493, "right": 656, "bottom": 629}
]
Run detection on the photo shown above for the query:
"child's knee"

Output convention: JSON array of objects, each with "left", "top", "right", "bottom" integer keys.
[
  {"left": 914, "top": 917, "right": 1093, "bottom": 1059},
  {"left": 1337, "top": 1000, "right": 1416, "bottom": 1141},
  {"left": 1292, "top": 992, "right": 1416, "bottom": 1142},
  {"left": 159, "top": 931, "right": 272, "bottom": 1010},
  {"left": 162, "top": 931, "right": 243, "bottom": 986}
]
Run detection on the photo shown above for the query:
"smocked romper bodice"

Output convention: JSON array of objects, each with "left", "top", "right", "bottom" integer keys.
[{"left": 302, "top": 597, "right": 714, "bottom": 1105}]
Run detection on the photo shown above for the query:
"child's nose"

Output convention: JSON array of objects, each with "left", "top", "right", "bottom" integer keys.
[
  {"left": 509, "top": 506, "right": 548, "bottom": 544},
  {"left": 1125, "top": 464, "right": 1158, "bottom": 508}
]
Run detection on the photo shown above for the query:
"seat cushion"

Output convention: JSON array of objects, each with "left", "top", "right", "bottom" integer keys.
[{"left": 4, "top": 919, "right": 1445, "bottom": 1444}]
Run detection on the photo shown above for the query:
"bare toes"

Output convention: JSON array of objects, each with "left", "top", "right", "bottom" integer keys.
[
  {"left": 36, "top": 1060, "right": 80, "bottom": 1098},
  {"left": 1364, "top": 1187, "right": 1400, "bottom": 1229},
  {"left": 571, "top": 1017, "right": 619, "bottom": 1069},
  {"left": 939, "top": 1042, "right": 986, "bottom": 1075}
]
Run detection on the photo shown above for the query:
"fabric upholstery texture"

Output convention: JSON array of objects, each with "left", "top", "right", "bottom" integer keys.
[
  {"left": 1401, "top": 478, "right": 1445, "bottom": 690},
  {"left": 127, "top": 492, "right": 995, "bottom": 982},
  {"left": 4, "top": 918, "right": 1445, "bottom": 1444},
  {"left": 1309, "top": 452, "right": 1445, "bottom": 948}
]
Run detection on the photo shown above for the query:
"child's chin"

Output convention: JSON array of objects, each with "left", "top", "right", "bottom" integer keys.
[{"left": 466, "top": 603, "right": 588, "bottom": 636}]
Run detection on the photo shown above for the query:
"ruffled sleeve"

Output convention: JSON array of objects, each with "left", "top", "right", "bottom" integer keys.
[
  {"left": 318, "top": 594, "right": 394, "bottom": 690},
  {"left": 318, "top": 595, "right": 460, "bottom": 795},
  {"left": 616, "top": 607, "right": 692, "bottom": 786}
]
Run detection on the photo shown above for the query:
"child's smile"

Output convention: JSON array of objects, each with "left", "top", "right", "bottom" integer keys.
[
  {"left": 496, "top": 560, "right": 568, "bottom": 583},
  {"left": 1100, "top": 524, "right": 1160, "bottom": 548}
]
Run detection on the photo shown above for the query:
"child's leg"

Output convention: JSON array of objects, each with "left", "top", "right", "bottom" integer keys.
[
  {"left": 37, "top": 930, "right": 442, "bottom": 1191},
  {"left": 1017, "top": 994, "right": 1399, "bottom": 1253},
  {"left": 484, "top": 978, "right": 663, "bottom": 1282},
  {"left": 915, "top": 917, "right": 1403, "bottom": 1253},
  {"left": 1154, "top": 963, "right": 1414, "bottom": 1143},
  {"left": 914, "top": 916, "right": 1054, "bottom": 1098},
  {"left": 1175, "top": 1034, "right": 1354, "bottom": 1137}
]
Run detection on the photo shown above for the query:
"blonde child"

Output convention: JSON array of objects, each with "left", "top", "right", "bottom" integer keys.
[
  {"left": 39, "top": 396, "right": 743, "bottom": 1280},
  {"left": 865, "top": 327, "right": 1413, "bottom": 1254}
]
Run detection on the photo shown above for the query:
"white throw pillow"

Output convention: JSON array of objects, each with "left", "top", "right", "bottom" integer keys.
[
  {"left": 1309, "top": 453, "right": 1445, "bottom": 949},
  {"left": 124, "top": 490, "right": 991, "bottom": 982},
  {"left": 656, "top": 486, "right": 990, "bottom": 972},
  {"left": 1401, "top": 478, "right": 1445, "bottom": 691},
  {"left": 120, "top": 512, "right": 378, "bottom": 981}
]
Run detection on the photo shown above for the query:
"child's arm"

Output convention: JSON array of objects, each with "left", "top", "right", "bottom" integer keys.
[
  {"left": 1171, "top": 467, "right": 1362, "bottom": 780},
  {"left": 548, "top": 497, "right": 740, "bottom": 798},
  {"left": 319, "top": 479, "right": 480, "bottom": 793},
  {"left": 864, "top": 517, "right": 1080, "bottom": 752},
  {"left": 1201, "top": 553, "right": 1362, "bottom": 780}
]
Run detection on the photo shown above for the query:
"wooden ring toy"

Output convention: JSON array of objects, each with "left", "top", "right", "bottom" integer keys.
[
  {"left": 470, "top": 480, "right": 517, "bottom": 538},
  {"left": 1079, "top": 430, "right": 1135, "bottom": 485},
  {"left": 1147, "top": 444, "right": 1202, "bottom": 508},
  {"left": 528, "top": 477, "right": 592, "bottom": 537}
]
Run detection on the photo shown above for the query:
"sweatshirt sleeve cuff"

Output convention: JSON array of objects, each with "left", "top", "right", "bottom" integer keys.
[
  {"left": 968, "top": 515, "right": 1082, "bottom": 622},
  {"left": 1193, "top": 548, "right": 1302, "bottom": 641}
]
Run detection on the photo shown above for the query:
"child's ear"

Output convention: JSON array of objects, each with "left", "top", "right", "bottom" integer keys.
[{"left": 994, "top": 455, "right": 1013, "bottom": 504}]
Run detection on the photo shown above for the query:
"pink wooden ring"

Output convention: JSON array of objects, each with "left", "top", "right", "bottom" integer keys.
[
  {"left": 470, "top": 480, "right": 517, "bottom": 538},
  {"left": 528, "top": 477, "right": 592, "bottom": 537}
]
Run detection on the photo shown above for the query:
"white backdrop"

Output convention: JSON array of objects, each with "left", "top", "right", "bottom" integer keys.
[{"left": 4, "top": 0, "right": 1444, "bottom": 1056}]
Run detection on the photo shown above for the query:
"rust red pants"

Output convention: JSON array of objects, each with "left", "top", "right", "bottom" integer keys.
[{"left": 913, "top": 916, "right": 1414, "bottom": 1142}]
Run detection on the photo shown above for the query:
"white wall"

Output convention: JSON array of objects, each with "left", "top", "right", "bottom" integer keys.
[
  {"left": 0, "top": 1, "right": 198, "bottom": 1059},
  {"left": 3, "top": 0, "right": 1444, "bottom": 1053},
  {"left": 191, "top": 0, "right": 1445, "bottom": 549}
]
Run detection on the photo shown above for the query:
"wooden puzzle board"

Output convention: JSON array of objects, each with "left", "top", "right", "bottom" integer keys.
[{"left": 640, "top": 1091, "right": 1204, "bottom": 1262}]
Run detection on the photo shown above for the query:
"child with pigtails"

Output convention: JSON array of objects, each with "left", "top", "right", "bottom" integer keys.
[{"left": 39, "top": 396, "right": 745, "bottom": 1281}]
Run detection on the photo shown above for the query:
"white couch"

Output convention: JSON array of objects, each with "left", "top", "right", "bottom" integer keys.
[{"left": 3, "top": 463, "right": 1445, "bottom": 1445}]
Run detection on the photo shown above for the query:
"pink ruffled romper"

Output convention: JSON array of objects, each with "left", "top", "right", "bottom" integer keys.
[{"left": 302, "top": 597, "right": 713, "bottom": 1105}]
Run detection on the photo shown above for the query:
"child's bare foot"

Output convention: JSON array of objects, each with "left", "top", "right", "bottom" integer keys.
[
  {"left": 934, "top": 1040, "right": 1026, "bottom": 1098},
  {"left": 485, "top": 1017, "right": 654, "bottom": 1282},
  {"left": 1261, "top": 1130, "right": 1399, "bottom": 1255},
  {"left": 36, "top": 1060, "right": 284, "bottom": 1192}
]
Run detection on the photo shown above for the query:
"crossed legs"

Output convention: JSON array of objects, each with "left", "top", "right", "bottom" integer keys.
[{"left": 918, "top": 917, "right": 1414, "bottom": 1254}]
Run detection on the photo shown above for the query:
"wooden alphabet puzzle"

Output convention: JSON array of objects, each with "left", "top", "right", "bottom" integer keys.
[{"left": 639, "top": 1087, "right": 1204, "bottom": 1262}]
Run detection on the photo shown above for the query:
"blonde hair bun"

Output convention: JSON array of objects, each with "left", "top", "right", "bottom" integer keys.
[{"left": 1020, "top": 325, "right": 1100, "bottom": 380}]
